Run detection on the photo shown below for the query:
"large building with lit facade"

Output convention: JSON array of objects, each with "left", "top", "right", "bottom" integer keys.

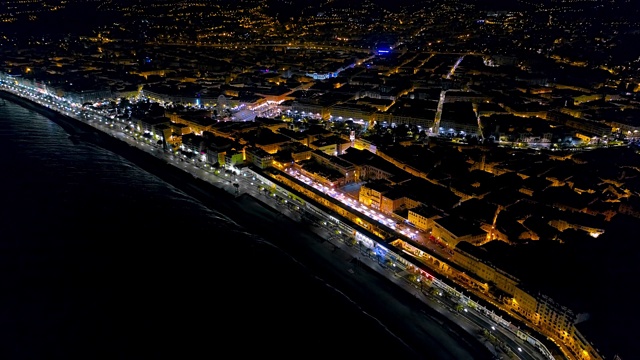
[
  {"left": 453, "top": 242, "right": 603, "bottom": 360},
  {"left": 310, "top": 150, "right": 357, "bottom": 184},
  {"left": 245, "top": 146, "right": 274, "bottom": 169},
  {"left": 166, "top": 111, "right": 216, "bottom": 134},
  {"left": 407, "top": 205, "right": 443, "bottom": 231},
  {"left": 431, "top": 216, "right": 487, "bottom": 247}
]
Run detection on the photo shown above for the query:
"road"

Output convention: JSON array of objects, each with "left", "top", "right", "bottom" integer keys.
[
  {"left": 257, "top": 203, "right": 497, "bottom": 360},
  {"left": 0, "top": 80, "right": 557, "bottom": 360}
]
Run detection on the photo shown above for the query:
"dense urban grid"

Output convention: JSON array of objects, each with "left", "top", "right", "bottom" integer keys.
[{"left": 1, "top": 1, "right": 639, "bottom": 360}]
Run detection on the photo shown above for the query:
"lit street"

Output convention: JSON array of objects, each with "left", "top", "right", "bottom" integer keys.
[{"left": 0, "top": 80, "right": 556, "bottom": 360}]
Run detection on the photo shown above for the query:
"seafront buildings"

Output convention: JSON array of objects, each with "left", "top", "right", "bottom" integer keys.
[{"left": 2, "top": 1, "right": 640, "bottom": 359}]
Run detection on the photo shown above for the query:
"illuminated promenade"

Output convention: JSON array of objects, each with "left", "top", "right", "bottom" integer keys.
[{"left": 0, "top": 76, "right": 565, "bottom": 360}]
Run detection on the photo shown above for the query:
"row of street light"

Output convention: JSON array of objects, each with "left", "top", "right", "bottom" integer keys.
[{"left": 0, "top": 80, "right": 556, "bottom": 360}]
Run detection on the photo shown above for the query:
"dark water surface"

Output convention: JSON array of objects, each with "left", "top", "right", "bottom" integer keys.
[{"left": 0, "top": 99, "right": 431, "bottom": 359}]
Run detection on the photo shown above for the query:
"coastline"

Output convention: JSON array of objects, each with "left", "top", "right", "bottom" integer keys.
[{"left": 1, "top": 89, "right": 496, "bottom": 359}]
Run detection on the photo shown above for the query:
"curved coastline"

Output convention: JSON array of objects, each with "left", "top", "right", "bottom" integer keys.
[
  {"left": 0, "top": 90, "right": 89, "bottom": 135},
  {"left": 1, "top": 89, "right": 496, "bottom": 360}
]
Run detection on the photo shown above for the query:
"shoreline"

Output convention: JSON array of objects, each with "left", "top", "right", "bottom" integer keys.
[{"left": 1, "top": 89, "right": 496, "bottom": 359}]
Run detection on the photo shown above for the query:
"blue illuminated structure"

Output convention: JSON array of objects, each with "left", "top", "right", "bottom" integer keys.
[{"left": 376, "top": 44, "right": 392, "bottom": 55}]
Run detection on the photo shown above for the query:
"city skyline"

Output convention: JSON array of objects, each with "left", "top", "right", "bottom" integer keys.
[{"left": 1, "top": 1, "right": 638, "bottom": 360}]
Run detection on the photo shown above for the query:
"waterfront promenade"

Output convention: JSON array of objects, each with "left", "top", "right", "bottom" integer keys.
[{"left": 0, "top": 85, "right": 552, "bottom": 360}]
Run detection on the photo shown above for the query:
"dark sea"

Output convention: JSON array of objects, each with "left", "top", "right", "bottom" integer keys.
[{"left": 0, "top": 99, "right": 430, "bottom": 359}]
